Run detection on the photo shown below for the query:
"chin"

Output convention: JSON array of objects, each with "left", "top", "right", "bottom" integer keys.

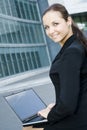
[
  {"left": 50, "top": 37, "right": 61, "bottom": 43},
  {"left": 53, "top": 38, "right": 62, "bottom": 43},
  {"left": 53, "top": 40, "right": 60, "bottom": 43}
]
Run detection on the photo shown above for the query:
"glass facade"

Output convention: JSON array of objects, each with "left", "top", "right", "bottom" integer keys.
[
  {"left": 72, "top": 12, "right": 87, "bottom": 32},
  {"left": 0, "top": 0, "right": 50, "bottom": 78}
]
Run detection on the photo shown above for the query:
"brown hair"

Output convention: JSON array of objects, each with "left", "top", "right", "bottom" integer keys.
[{"left": 42, "top": 4, "right": 87, "bottom": 49}]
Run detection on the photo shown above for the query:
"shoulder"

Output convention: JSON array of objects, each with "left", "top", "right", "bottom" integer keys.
[
  {"left": 65, "top": 40, "right": 86, "bottom": 56},
  {"left": 61, "top": 40, "right": 86, "bottom": 65}
]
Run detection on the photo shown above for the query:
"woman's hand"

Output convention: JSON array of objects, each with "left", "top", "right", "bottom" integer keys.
[
  {"left": 47, "top": 103, "right": 55, "bottom": 109},
  {"left": 38, "top": 103, "right": 55, "bottom": 119}
]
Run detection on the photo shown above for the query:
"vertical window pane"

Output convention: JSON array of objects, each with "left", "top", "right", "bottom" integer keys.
[
  {"left": 1, "top": 54, "right": 9, "bottom": 76},
  {"left": 0, "top": 55, "right": 4, "bottom": 77},
  {"left": 10, "top": 22, "right": 18, "bottom": 43},
  {"left": 9, "top": 0, "right": 18, "bottom": 17},
  {"left": 29, "top": 25, "right": 34, "bottom": 43},
  {"left": 0, "top": 0, "right": 6, "bottom": 14},
  {"left": 23, "top": 24, "right": 29, "bottom": 43},
  {"left": 5, "top": 21, "right": 12, "bottom": 43},
  {"left": 30, "top": 3, "right": 34, "bottom": 20},
  {"left": 0, "top": 62, "right": 3, "bottom": 77},
  {"left": 11, "top": 53, "right": 19, "bottom": 73},
  {"left": 37, "top": 25, "right": 44, "bottom": 43},
  {"left": 20, "top": 24, "right": 27, "bottom": 43},
  {"left": 35, "top": 51, "right": 41, "bottom": 67},
  {"left": 28, "top": 25, "right": 33, "bottom": 43},
  {"left": 0, "top": 21, "right": 3, "bottom": 43},
  {"left": 24, "top": 3, "right": 30, "bottom": 19},
  {"left": 6, "top": 54, "right": 14, "bottom": 75},
  {"left": 19, "top": 1, "right": 26, "bottom": 19},
  {"left": 0, "top": 21, "right": 7, "bottom": 43},
  {"left": 33, "top": 4, "right": 39, "bottom": 21},
  {"left": 16, "top": 23, "right": 23, "bottom": 43},
  {"left": 16, "top": 53, "right": 24, "bottom": 72},
  {"left": 21, "top": 52, "right": 28, "bottom": 71},
  {"left": 31, "top": 52, "right": 37, "bottom": 68},
  {"left": 5, "top": 0, "right": 11, "bottom": 15},
  {"left": 15, "top": 0, "right": 21, "bottom": 18},
  {"left": 26, "top": 52, "right": 33, "bottom": 69},
  {"left": 0, "top": 31, "right": 2, "bottom": 43},
  {"left": 25, "top": 24, "right": 31, "bottom": 43}
]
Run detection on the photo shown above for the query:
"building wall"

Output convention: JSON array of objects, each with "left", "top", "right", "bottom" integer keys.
[
  {"left": 0, "top": 0, "right": 51, "bottom": 78},
  {"left": 63, "top": 0, "right": 87, "bottom": 14}
]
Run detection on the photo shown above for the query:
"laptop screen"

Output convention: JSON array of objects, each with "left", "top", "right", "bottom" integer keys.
[{"left": 5, "top": 89, "right": 46, "bottom": 121}]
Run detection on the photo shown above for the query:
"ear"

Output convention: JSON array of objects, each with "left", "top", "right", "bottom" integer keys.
[{"left": 67, "top": 16, "right": 72, "bottom": 26}]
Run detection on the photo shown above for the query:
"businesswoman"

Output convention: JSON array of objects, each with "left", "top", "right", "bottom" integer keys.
[{"left": 23, "top": 3, "right": 87, "bottom": 130}]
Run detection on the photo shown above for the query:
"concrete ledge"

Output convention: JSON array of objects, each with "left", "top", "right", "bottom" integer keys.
[
  {"left": 0, "top": 66, "right": 50, "bottom": 87},
  {"left": 0, "top": 96, "right": 22, "bottom": 130}
]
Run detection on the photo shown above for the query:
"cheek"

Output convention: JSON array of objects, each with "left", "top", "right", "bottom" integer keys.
[
  {"left": 55, "top": 24, "right": 65, "bottom": 32},
  {"left": 46, "top": 31, "right": 50, "bottom": 37},
  {"left": 60, "top": 24, "right": 69, "bottom": 34}
]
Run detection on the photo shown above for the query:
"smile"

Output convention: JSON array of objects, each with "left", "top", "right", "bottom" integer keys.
[{"left": 51, "top": 34, "right": 58, "bottom": 39}]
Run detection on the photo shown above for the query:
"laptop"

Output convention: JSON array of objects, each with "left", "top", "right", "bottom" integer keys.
[{"left": 4, "top": 88, "right": 48, "bottom": 126}]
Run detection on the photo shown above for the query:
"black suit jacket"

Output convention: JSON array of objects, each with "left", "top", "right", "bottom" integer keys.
[{"left": 44, "top": 35, "right": 87, "bottom": 130}]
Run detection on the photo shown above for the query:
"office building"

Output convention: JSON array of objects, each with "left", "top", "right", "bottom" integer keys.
[{"left": 0, "top": 0, "right": 51, "bottom": 78}]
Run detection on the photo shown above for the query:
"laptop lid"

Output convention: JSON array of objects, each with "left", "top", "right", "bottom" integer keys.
[{"left": 4, "top": 88, "right": 47, "bottom": 126}]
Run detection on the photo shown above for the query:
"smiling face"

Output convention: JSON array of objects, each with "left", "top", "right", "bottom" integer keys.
[{"left": 42, "top": 10, "right": 73, "bottom": 46}]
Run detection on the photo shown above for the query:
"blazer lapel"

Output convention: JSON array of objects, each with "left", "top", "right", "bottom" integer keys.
[{"left": 52, "top": 35, "right": 76, "bottom": 64}]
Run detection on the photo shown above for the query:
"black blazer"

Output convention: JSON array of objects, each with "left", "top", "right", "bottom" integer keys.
[{"left": 44, "top": 35, "right": 87, "bottom": 130}]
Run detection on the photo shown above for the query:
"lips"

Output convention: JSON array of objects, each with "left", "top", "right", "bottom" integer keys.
[{"left": 52, "top": 34, "right": 58, "bottom": 39}]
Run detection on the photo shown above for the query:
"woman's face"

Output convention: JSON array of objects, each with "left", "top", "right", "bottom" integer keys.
[{"left": 42, "top": 10, "right": 73, "bottom": 46}]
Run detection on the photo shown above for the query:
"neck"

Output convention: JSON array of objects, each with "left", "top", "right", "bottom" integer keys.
[{"left": 60, "top": 30, "right": 73, "bottom": 47}]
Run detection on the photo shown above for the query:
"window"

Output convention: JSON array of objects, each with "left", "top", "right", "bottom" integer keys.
[
  {"left": 72, "top": 12, "right": 87, "bottom": 31},
  {"left": 0, "top": 0, "right": 50, "bottom": 78}
]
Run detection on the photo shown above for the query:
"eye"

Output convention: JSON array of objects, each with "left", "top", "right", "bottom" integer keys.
[
  {"left": 53, "top": 22, "right": 59, "bottom": 26},
  {"left": 44, "top": 26, "right": 49, "bottom": 30}
]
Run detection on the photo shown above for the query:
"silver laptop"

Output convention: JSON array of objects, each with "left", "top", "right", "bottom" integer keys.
[{"left": 4, "top": 88, "right": 48, "bottom": 126}]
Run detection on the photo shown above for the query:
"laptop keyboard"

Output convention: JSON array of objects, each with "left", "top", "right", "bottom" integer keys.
[
  {"left": 23, "top": 114, "right": 45, "bottom": 123},
  {"left": 30, "top": 116, "right": 45, "bottom": 122}
]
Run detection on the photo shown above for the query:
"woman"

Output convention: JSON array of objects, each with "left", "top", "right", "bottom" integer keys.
[{"left": 23, "top": 3, "right": 87, "bottom": 130}]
